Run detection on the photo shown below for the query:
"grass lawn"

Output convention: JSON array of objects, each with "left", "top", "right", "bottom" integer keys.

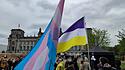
[{"left": 121, "top": 61, "right": 125, "bottom": 70}]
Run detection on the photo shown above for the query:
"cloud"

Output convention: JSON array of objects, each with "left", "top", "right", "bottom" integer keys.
[
  {"left": 28, "top": 24, "right": 42, "bottom": 29},
  {"left": 27, "top": 24, "right": 46, "bottom": 35},
  {"left": 0, "top": 33, "right": 8, "bottom": 39},
  {"left": 37, "top": 0, "right": 55, "bottom": 11},
  {"left": 0, "top": 0, "right": 125, "bottom": 47},
  {"left": 6, "top": 0, "right": 31, "bottom": 6},
  {"left": 61, "top": 0, "right": 125, "bottom": 46},
  {"left": 0, "top": 44, "right": 7, "bottom": 52}
]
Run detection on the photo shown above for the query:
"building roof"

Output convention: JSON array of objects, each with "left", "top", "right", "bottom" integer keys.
[
  {"left": 11, "top": 29, "right": 24, "bottom": 32},
  {"left": 89, "top": 46, "right": 109, "bottom": 52},
  {"left": 23, "top": 37, "right": 38, "bottom": 39}
]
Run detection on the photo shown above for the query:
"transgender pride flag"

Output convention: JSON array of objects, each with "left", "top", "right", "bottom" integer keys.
[{"left": 14, "top": 0, "right": 65, "bottom": 70}]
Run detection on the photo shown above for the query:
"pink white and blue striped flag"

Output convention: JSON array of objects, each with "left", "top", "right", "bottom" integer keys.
[{"left": 14, "top": 0, "right": 65, "bottom": 70}]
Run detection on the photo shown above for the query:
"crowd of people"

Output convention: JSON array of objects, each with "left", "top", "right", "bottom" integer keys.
[
  {"left": 55, "top": 55, "right": 89, "bottom": 70},
  {"left": 0, "top": 54, "right": 121, "bottom": 70},
  {"left": 54, "top": 54, "right": 121, "bottom": 70},
  {"left": 0, "top": 55, "right": 22, "bottom": 70}
]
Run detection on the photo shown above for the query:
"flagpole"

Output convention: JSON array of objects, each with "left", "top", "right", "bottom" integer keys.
[
  {"left": 85, "top": 30, "right": 90, "bottom": 63},
  {"left": 87, "top": 44, "right": 90, "bottom": 61},
  {"left": 84, "top": 17, "right": 90, "bottom": 69}
]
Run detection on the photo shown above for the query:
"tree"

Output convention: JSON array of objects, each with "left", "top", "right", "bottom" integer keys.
[
  {"left": 115, "top": 29, "right": 125, "bottom": 52},
  {"left": 88, "top": 28, "right": 110, "bottom": 48},
  {"left": 115, "top": 29, "right": 125, "bottom": 61}
]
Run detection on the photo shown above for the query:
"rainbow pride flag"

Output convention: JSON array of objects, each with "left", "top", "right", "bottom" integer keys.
[{"left": 14, "top": 0, "right": 65, "bottom": 70}]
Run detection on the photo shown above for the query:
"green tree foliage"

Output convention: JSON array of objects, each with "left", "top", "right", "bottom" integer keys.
[
  {"left": 115, "top": 29, "right": 125, "bottom": 52},
  {"left": 88, "top": 28, "right": 110, "bottom": 48}
]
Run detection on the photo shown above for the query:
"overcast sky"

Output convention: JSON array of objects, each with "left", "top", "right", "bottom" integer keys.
[{"left": 0, "top": 0, "right": 125, "bottom": 47}]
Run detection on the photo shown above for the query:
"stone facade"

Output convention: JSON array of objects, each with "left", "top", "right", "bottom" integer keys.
[
  {"left": 7, "top": 28, "right": 43, "bottom": 53},
  {"left": 7, "top": 27, "right": 92, "bottom": 54}
]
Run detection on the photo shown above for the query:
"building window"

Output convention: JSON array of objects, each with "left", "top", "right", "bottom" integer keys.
[
  {"left": 25, "top": 42, "right": 27, "bottom": 45},
  {"left": 31, "top": 46, "right": 33, "bottom": 50},
  {"left": 24, "top": 46, "right": 26, "bottom": 51},
  {"left": 73, "top": 47, "right": 75, "bottom": 51},
  {"left": 20, "top": 46, "right": 22, "bottom": 51},
  {"left": 75, "top": 46, "right": 77, "bottom": 51},
  {"left": 12, "top": 47, "right": 14, "bottom": 51},
  {"left": 12, "top": 41, "right": 15, "bottom": 45},
  {"left": 27, "top": 46, "right": 29, "bottom": 51},
  {"left": 9, "top": 40, "right": 11, "bottom": 42},
  {"left": 29, "top": 41, "right": 31, "bottom": 45},
  {"left": 31, "top": 41, "right": 33, "bottom": 44},
  {"left": 27, "top": 41, "right": 30, "bottom": 45},
  {"left": 32, "top": 42, "right": 34, "bottom": 45},
  {"left": 20, "top": 42, "right": 22, "bottom": 45},
  {"left": 77, "top": 46, "right": 79, "bottom": 51},
  {"left": 79, "top": 46, "right": 81, "bottom": 51},
  {"left": 23, "top": 41, "right": 25, "bottom": 45}
]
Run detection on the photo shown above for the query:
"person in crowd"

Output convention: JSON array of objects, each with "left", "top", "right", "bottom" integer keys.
[
  {"left": 73, "top": 57, "right": 79, "bottom": 70},
  {"left": 54, "top": 57, "right": 59, "bottom": 70},
  {"left": 0, "top": 57, "right": 2, "bottom": 70},
  {"left": 65, "top": 61, "right": 75, "bottom": 70},
  {"left": 65, "top": 56, "right": 75, "bottom": 70},
  {"left": 54, "top": 56, "right": 63, "bottom": 70},
  {"left": 91, "top": 55, "right": 96, "bottom": 70},
  {"left": 56, "top": 58, "right": 65, "bottom": 70},
  {"left": 83, "top": 57, "right": 91, "bottom": 70},
  {"left": 97, "top": 57, "right": 104, "bottom": 70},
  {"left": 12, "top": 57, "right": 20, "bottom": 70},
  {"left": 78, "top": 56, "right": 83, "bottom": 64},
  {"left": 8, "top": 58, "right": 13, "bottom": 70},
  {"left": 114, "top": 60, "right": 121, "bottom": 70},
  {"left": 97, "top": 57, "right": 111, "bottom": 70},
  {"left": 79, "top": 60, "right": 84, "bottom": 70},
  {"left": 0, "top": 57, "right": 8, "bottom": 70},
  {"left": 12, "top": 58, "right": 16, "bottom": 68},
  {"left": 103, "top": 58, "right": 111, "bottom": 70}
]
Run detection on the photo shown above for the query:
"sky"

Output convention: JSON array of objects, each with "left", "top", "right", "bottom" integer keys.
[{"left": 0, "top": 0, "right": 125, "bottom": 48}]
